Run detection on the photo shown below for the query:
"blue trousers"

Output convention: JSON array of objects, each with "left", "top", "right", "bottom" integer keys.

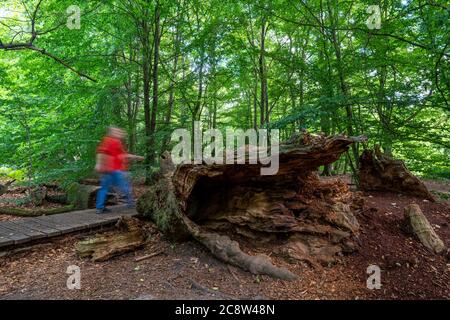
[{"left": 96, "top": 171, "right": 133, "bottom": 209}]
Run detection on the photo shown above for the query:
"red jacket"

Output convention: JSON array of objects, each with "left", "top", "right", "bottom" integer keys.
[{"left": 96, "top": 136, "right": 126, "bottom": 172}]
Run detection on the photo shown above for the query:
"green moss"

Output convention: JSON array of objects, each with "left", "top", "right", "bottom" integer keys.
[
  {"left": 137, "top": 177, "right": 189, "bottom": 240},
  {"left": 65, "top": 182, "right": 94, "bottom": 209}
]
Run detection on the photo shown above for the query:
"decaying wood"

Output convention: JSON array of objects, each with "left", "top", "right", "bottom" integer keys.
[
  {"left": 45, "top": 193, "right": 68, "bottom": 204},
  {"left": 138, "top": 132, "right": 366, "bottom": 279},
  {"left": 76, "top": 216, "right": 146, "bottom": 261},
  {"left": 359, "top": 146, "right": 435, "bottom": 201},
  {"left": 182, "top": 213, "right": 298, "bottom": 280},
  {"left": 66, "top": 182, "right": 119, "bottom": 209},
  {"left": 0, "top": 179, "right": 16, "bottom": 196},
  {"left": 0, "top": 205, "right": 74, "bottom": 217},
  {"left": 28, "top": 186, "right": 47, "bottom": 206},
  {"left": 79, "top": 178, "right": 101, "bottom": 186},
  {"left": 66, "top": 182, "right": 99, "bottom": 209},
  {"left": 403, "top": 204, "right": 446, "bottom": 254}
]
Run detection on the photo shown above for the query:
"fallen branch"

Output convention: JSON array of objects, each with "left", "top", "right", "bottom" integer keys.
[
  {"left": 403, "top": 204, "right": 446, "bottom": 254},
  {"left": 134, "top": 250, "right": 164, "bottom": 262}
]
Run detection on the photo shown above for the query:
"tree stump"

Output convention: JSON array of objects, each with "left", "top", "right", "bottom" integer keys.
[
  {"left": 358, "top": 146, "right": 435, "bottom": 201},
  {"left": 138, "top": 132, "right": 366, "bottom": 279},
  {"left": 0, "top": 179, "right": 16, "bottom": 196},
  {"left": 28, "top": 186, "right": 47, "bottom": 206},
  {"left": 403, "top": 204, "right": 445, "bottom": 254},
  {"left": 66, "top": 182, "right": 119, "bottom": 209},
  {"left": 45, "top": 193, "right": 68, "bottom": 204}
]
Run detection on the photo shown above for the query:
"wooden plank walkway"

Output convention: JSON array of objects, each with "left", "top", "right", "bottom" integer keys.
[{"left": 0, "top": 205, "right": 137, "bottom": 249}]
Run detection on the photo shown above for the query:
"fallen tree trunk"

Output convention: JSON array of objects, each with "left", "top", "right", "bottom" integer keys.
[
  {"left": 0, "top": 205, "right": 74, "bottom": 217},
  {"left": 76, "top": 216, "right": 146, "bottom": 261},
  {"left": 138, "top": 132, "right": 366, "bottom": 279},
  {"left": 403, "top": 204, "right": 446, "bottom": 254},
  {"left": 358, "top": 146, "right": 435, "bottom": 201}
]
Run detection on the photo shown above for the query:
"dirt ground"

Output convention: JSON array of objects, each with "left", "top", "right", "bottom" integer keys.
[{"left": 0, "top": 179, "right": 448, "bottom": 300}]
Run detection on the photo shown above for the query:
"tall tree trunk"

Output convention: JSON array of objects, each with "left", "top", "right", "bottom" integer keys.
[
  {"left": 259, "top": 15, "right": 268, "bottom": 126},
  {"left": 161, "top": 7, "right": 181, "bottom": 153},
  {"left": 141, "top": 4, "right": 153, "bottom": 182},
  {"left": 191, "top": 47, "right": 205, "bottom": 140},
  {"left": 253, "top": 68, "right": 258, "bottom": 130},
  {"left": 212, "top": 95, "right": 217, "bottom": 129},
  {"left": 326, "top": 0, "right": 359, "bottom": 168},
  {"left": 129, "top": 69, "right": 140, "bottom": 154},
  {"left": 146, "top": 2, "right": 161, "bottom": 183}
]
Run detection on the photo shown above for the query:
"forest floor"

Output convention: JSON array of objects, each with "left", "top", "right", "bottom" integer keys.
[
  {"left": 0, "top": 178, "right": 448, "bottom": 300},
  {"left": 0, "top": 188, "right": 68, "bottom": 221}
]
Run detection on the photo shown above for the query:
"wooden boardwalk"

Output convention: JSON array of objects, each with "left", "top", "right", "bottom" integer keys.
[{"left": 0, "top": 205, "right": 137, "bottom": 249}]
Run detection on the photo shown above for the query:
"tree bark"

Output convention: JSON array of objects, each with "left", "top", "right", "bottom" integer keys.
[
  {"left": 259, "top": 15, "right": 268, "bottom": 126},
  {"left": 147, "top": 2, "right": 161, "bottom": 170},
  {"left": 76, "top": 216, "right": 146, "bottom": 261},
  {"left": 403, "top": 204, "right": 445, "bottom": 254},
  {"left": 139, "top": 0, "right": 154, "bottom": 183}
]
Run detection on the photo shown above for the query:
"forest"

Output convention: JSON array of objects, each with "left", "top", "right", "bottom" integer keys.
[
  {"left": 0, "top": 0, "right": 449, "bottom": 301},
  {"left": 0, "top": 0, "right": 448, "bottom": 184}
]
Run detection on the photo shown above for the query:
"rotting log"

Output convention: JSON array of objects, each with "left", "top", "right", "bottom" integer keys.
[
  {"left": 403, "top": 204, "right": 446, "bottom": 254},
  {"left": 359, "top": 146, "right": 435, "bottom": 201},
  {"left": 138, "top": 132, "right": 367, "bottom": 279},
  {"left": 65, "top": 182, "right": 119, "bottom": 209},
  {"left": 0, "top": 205, "right": 74, "bottom": 217},
  {"left": 76, "top": 216, "right": 146, "bottom": 261},
  {"left": 66, "top": 182, "right": 99, "bottom": 209}
]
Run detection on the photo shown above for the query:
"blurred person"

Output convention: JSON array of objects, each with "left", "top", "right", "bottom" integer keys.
[{"left": 95, "top": 126, "right": 144, "bottom": 214}]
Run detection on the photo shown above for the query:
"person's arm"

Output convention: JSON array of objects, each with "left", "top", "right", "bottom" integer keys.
[
  {"left": 116, "top": 140, "right": 144, "bottom": 162},
  {"left": 95, "top": 153, "right": 111, "bottom": 172},
  {"left": 125, "top": 154, "right": 145, "bottom": 161}
]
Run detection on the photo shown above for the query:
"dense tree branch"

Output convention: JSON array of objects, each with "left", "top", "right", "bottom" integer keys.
[
  {"left": 261, "top": 4, "right": 450, "bottom": 58},
  {"left": 0, "top": 0, "right": 98, "bottom": 82}
]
